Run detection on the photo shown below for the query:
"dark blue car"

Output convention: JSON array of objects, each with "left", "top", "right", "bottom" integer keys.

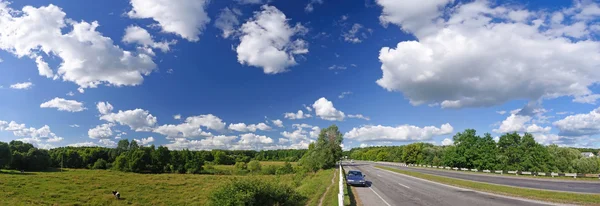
[{"left": 346, "top": 170, "right": 366, "bottom": 186}]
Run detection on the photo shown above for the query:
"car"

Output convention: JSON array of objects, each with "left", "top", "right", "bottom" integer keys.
[{"left": 346, "top": 170, "right": 366, "bottom": 186}]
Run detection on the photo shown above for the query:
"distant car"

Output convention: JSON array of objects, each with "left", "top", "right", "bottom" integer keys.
[{"left": 346, "top": 170, "right": 366, "bottom": 186}]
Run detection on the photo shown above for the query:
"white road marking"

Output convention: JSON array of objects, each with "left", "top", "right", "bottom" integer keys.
[
  {"left": 368, "top": 187, "right": 392, "bottom": 206},
  {"left": 398, "top": 183, "right": 410, "bottom": 189}
]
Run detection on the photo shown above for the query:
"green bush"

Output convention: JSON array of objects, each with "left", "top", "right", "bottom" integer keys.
[
  {"left": 208, "top": 178, "right": 306, "bottom": 206},
  {"left": 235, "top": 162, "right": 248, "bottom": 170},
  {"left": 261, "top": 165, "right": 277, "bottom": 175},
  {"left": 247, "top": 160, "right": 261, "bottom": 172},
  {"left": 92, "top": 159, "right": 107, "bottom": 169},
  {"left": 276, "top": 162, "right": 294, "bottom": 175}
]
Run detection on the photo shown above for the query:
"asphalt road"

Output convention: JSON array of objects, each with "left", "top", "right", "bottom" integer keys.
[
  {"left": 372, "top": 162, "right": 600, "bottom": 194},
  {"left": 343, "top": 163, "right": 556, "bottom": 206}
]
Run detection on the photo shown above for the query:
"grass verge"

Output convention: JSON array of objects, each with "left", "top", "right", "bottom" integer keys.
[
  {"left": 341, "top": 167, "right": 357, "bottom": 206},
  {"left": 296, "top": 169, "right": 336, "bottom": 206},
  {"left": 406, "top": 165, "right": 600, "bottom": 182},
  {"left": 376, "top": 166, "right": 600, "bottom": 205},
  {"left": 321, "top": 169, "right": 339, "bottom": 206}
]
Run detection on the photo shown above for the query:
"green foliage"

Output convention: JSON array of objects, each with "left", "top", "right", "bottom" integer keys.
[
  {"left": 208, "top": 178, "right": 306, "bottom": 206},
  {"left": 0, "top": 142, "right": 10, "bottom": 169},
  {"left": 247, "top": 160, "right": 262, "bottom": 172},
  {"left": 299, "top": 125, "right": 343, "bottom": 172},
  {"left": 235, "top": 161, "right": 248, "bottom": 170},
  {"left": 276, "top": 162, "right": 294, "bottom": 175},
  {"left": 92, "top": 158, "right": 108, "bottom": 169}
]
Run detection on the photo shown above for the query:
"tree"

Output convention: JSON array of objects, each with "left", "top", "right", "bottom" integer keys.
[
  {"left": 247, "top": 160, "right": 262, "bottom": 172},
  {"left": 92, "top": 159, "right": 108, "bottom": 169},
  {"left": 299, "top": 125, "right": 343, "bottom": 171},
  {"left": 0, "top": 142, "right": 11, "bottom": 169}
]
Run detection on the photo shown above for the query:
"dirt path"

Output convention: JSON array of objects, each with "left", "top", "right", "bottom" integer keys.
[{"left": 318, "top": 169, "right": 338, "bottom": 206}]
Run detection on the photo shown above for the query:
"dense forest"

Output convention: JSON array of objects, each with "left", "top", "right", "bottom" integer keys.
[
  {"left": 347, "top": 129, "right": 600, "bottom": 174},
  {"left": 0, "top": 139, "right": 305, "bottom": 173}
]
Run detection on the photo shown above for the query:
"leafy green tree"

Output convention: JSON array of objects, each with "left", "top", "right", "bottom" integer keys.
[
  {"left": 573, "top": 157, "right": 599, "bottom": 174},
  {"left": 92, "top": 158, "right": 108, "bottom": 169},
  {"left": 0, "top": 142, "right": 11, "bottom": 169},
  {"left": 234, "top": 161, "right": 247, "bottom": 170},
  {"left": 247, "top": 160, "right": 261, "bottom": 172},
  {"left": 299, "top": 125, "right": 343, "bottom": 172}
]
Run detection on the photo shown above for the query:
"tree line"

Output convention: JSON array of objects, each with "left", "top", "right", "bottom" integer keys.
[
  {"left": 0, "top": 139, "right": 306, "bottom": 173},
  {"left": 347, "top": 129, "right": 600, "bottom": 174}
]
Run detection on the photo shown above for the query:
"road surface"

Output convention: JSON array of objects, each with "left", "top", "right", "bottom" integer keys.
[
  {"left": 371, "top": 161, "right": 600, "bottom": 193},
  {"left": 343, "top": 162, "right": 556, "bottom": 206}
]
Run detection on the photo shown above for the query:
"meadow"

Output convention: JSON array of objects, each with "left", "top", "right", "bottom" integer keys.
[{"left": 0, "top": 166, "right": 334, "bottom": 206}]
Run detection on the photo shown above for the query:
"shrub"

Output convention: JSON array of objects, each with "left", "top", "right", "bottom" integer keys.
[
  {"left": 235, "top": 162, "right": 247, "bottom": 170},
  {"left": 276, "top": 162, "right": 294, "bottom": 175},
  {"left": 208, "top": 178, "right": 306, "bottom": 206},
  {"left": 261, "top": 165, "right": 277, "bottom": 175},
  {"left": 247, "top": 160, "right": 261, "bottom": 172},
  {"left": 92, "top": 159, "right": 107, "bottom": 169}
]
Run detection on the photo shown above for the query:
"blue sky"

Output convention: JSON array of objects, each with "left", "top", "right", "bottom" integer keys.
[{"left": 1, "top": 0, "right": 600, "bottom": 150}]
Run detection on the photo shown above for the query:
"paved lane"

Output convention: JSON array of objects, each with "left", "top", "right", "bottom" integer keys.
[
  {"left": 372, "top": 161, "right": 600, "bottom": 194},
  {"left": 343, "top": 162, "right": 557, "bottom": 206}
]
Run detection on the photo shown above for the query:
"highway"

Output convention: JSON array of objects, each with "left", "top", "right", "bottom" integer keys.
[
  {"left": 343, "top": 162, "right": 557, "bottom": 206},
  {"left": 372, "top": 162, "right": 600, "bottom": 193}
]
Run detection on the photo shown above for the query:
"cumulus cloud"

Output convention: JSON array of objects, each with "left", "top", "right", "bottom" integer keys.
[
  {"left": 40, "top": 97, "right": 86, "bottom": 112},
  {"left": 376, "top": 0, "right": 600, "bottom": 108},
  {"left": 284, "top": 110, "right": 312, "bottom": 120},
  {"left": 127, "top": 0, "right": 210, "bottom": 41},
  {"left": 493, "top": 113, "right": 551, "bottom": 134},
  {"left": 215, "top": 7, "right": 242, "bottom": 38},
  {"left": 554, "top": 107, "right": 600, "bottom": 136},
  {"left": 228, "top": 122, "right": 272, "bottom": 132},
  {"left": 100, "top": 109, "right": 157, "bottom": 132},
  {"left": 10, "top": 82, "right": 33, "bottom": 90},
  {"left": 88, "top": 123, "right": 114, "bottom": 139},
  {"left": 0, "top": 3, "right": 157, "bottom": 90},
  {"left": 441, "top": 138, "right": 453, "bottom": 146},
  {"left": 67, "top": 142, "right": 98, "bottom": 147},
  {"left": 271, "top": 119, "right": 284, "bottom": 127},
  {"left": 96, "top": 102, "right": 114, "bottom": 115},
  {"left": 164, "top": 135, "right": 237, "bottom": 150},
  {"left": 173, "top": 114, "right": 181, "bottom": 120},
  {"left": 35, "top": 56, "right": 55, "bottom": 79},
  {"left": 312, "top": 97, "right": 345, "bottom": 121},
  {"left": 239, "top": 133, "right": 274, "bottom": 145},
  {"left": 154, "top": 114, "right": 225, "bottom": 139},
  {"left": 236, "top": 5, "right": 308, "bottom": 74},
  {"left": 99, "top": 139, "right": 117, "bottom": 147},
  {"left": 123, "top": 25, "right": 176, "bottom": 52},
  {"left": 344, "top": 123, "right": 453, "bottom": 142},
  {"left": 0, "top": 120, "right": 64, "bottom": 143},
  {"left": 280, "top": 124, "right": 320, "bottom": 143},
  {"left": 133, "top": 136, "right": 155, "bottom": 145}
]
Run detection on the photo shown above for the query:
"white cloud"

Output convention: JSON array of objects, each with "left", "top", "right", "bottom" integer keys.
[
  {"left": 441, "top": 138, "right": 453, "bottom": 146},
  {"left": 278, "top": 138, "right": 290, "bottom": 144},
  {"left": 376, "top": 0, "right": 600, "bottom": 108},
  {"left": 100, "top": 109, "right": 158, "bottom": 132},
  {"left": 305, "top": 0, "right": 324, "bottom": 12},
  {"left": 284, "top": 110, "right": 312, "bottom": 120},
  {"left": 127, "top": 0, "right": 210, "bottom": 41},
  {"left": 35, "top": 56, "right": 54, "bottom": 79},
  {"left": 554, "top": 107, "right": 600, "bottom": 136},
  {"left": 66, "top": 91, "right": 75, "bottom": 96},
  {"left": 40, "top": 97, "right": 86, "bottom": 112},
  {"left": 338, "top": 91, "right": 352, "bottom": 99},
  {"left": 133, "top": 136, "right": 155, "bottom": 145},
  {"left": 0, "top": 121, "right": 64, "bottom": 143},
  {"left": 123, "top": 25, "right": 175, "bottom": 52},
  {"left": 98, "top": 139, "right": 117, "bottom": 147},
  {"left": 342, "top": 23, "right": 368, "bottom": 43},
  {"left": 239, "top": 133, "right": 274, "bottom": 145},
  {"left": 496, "top": 111, "right": 507, "bottom": 115},
  {"left": 154, "top": 114, "right": 225, "bottom": 139},
  {"left": 69, "top": 124, "right": 80, "bottom": 128},
  {"left": 215, "top": 7, "right": 242, "bottom": 38},
  {"left": 173, "top": 114, "right": 181, "bottom": 120},
  {"left": 303, "top": 104, "right": 313, "bottom": 112},
  {"left": 328, "top": 65, "right": 347, "bottom": 70},
  {"left": 347, "top": 114, "right": 370, "bottom": 121},
  {"left": 228, "top": 122, "right": 272, "bottom": 132},
  {"left": 236, "top": 0, "right": 263, "bottom": 4},
  {"left": 312, "top": 97, "right": 345, "bottom": 121},
  {"left": 0, "top": 3, "right": 157, "bottom": 90},
  {"left": 280, "top": 124, "right": 320, "bottom": 143},
  {"left": 344, "top": 123, "right": 453, "bottom": 142},
  {"left": 67, "top": 142, "right": 98, "bottom": 147},
  {"left": 271, "top": 119, "right": 283, "bottom": 127},
  {"left": 96, "top": 102, "right": 114, "bottom": 115},
  {"left": 88, "top": 123, "right": 114, "bottom": 139},
  {"left": 236, "top": 5, "right": 308, "bottom": 74},
  {"left": 10, "top": 82, "right": 33, "bottom": 90},
  {"left": 493, "top": 113, "right": 551, "bottom": 134},
  {"left": 164, "top": 135, "right": 238, "bottom": 150}
]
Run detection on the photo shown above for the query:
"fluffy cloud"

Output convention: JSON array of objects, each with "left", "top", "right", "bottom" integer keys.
[
  {"left": 35, "top": 56, "right": 54, "bottom": 79},
  {"left": 228, "top": 122, "right": 272, "bottom": 132},
  {"left": 164, "top": 135, "right": 238, "bottom": 150},
  {"left": 67, "top": 142, "right": 98, "bottom": 147},
  {"left": 344, "top": 123, "right": 453, "bottom": 142},
  {"left": 133, "top": 136, "right": 155, "bottom": 145},
  {"left": 312, "top": 97, "right": 345, "bottom": 121},
  {"left": 0, "top": 121, "right": 64, "bottom": 143},
  {"left": 154, "top": 114, "right": 225, "bottom": 139},
  {"left": 271, "top": 119, "right": 284, "bottom": 127},
  {"left": 376, "top": 0, "right": 600, "bottom": 108},
  {"left": 280, "top": 124, "right": 320, "bottom": 143},
  {"left": 347, "top": 114, "right": 370, "bottom": 121},
  {"left": 554, "top": 107, "right": 600, "bottom": 136},
  {"left": 100, "top": 109, "right": 158, "bottom": 132},
  {"left": 96, "top": 102, "right": 114, "bottom": 115},
  {"left": 173, "top": 114, "right": 181, "bottom": 120},
  {"left": 236, "top": 5, "right": 308, "bottom": 74},
  {"left": 441, "top": 138, "right": 453, "bottom": 146},
  {"left": 123, "top": 25, "right": 175, "bottom": 52},
  {"left": 284, "top": 110, "right": 312, "bottom": 120},
  {"left": 215, "top": 7, "right": 242, "bottom": 38},
  {"left": 0, "top": 3, "right": 157, "bottom": 90},
  {"left": 239, "top": 133, "right": 274, "bottom": 145},
  {"left": 10, "top": 82, "right": 33, "bottom": 90},
  {"left": 99, "top": 139, "right": 117, "bottom": 147},
  {"left": 88, "top": 123, "right": 114, "bottom": 139},
  {"left": 305, "top": 0, "right": 324, "bottom": 12},
  {"left": 236, "top": 0, "right": 263, "bottom": 4},
  {"left": 40, "top": 97, "right": 86, "bottom": 112},
  {"left": 127, "top": 0, "right": 210, "bottom": 41},
  {"left": 493, "top": 114, "right": 551, "bottom": 134}
]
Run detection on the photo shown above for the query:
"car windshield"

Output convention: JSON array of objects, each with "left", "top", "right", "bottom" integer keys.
[{"left": 348, "top": 171, "right": 362, "bottom": 177}]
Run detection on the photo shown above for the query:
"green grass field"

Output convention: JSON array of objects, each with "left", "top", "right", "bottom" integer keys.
[
  {"left": 0, "top": 167, "right": 333, "bottom": 206},
  {"left": 376, "top": 166, "right": 600, "bottom": 205}
]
